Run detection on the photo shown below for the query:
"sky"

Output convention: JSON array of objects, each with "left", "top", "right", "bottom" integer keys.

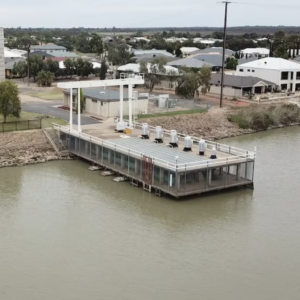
[{"left": 2, "top": 0, "right": 300, "bottom": 28}]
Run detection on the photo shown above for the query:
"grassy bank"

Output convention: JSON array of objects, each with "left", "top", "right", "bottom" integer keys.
[
  {"left": 227, "top": 104, "right": 300, "bottom": 130},
  {"left": 137, "top": 108, "right": 207, "bottom": 119},
  {"left": 28, "top": 88, "right": 63, "bottom": 100}
]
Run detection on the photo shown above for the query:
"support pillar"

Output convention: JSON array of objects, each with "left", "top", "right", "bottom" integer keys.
[
  {"left": 70, "top": 88, "right": 73, "bottom": 130},
  {"left": 128, "top": 84, "right": 133, "bottom": 128},
  {"left": 120, "top": 85, "right": 124, "bottom": 122},
  {"left": 208, "top": 169, "right": 212, "bottom": 186},
  {"left": 236, "top": 164, "right": 241, "bottom": 181},
  {"left": 77, "top": 88, "right": 81, "bottom": 132},
  {"left": 159, "top": 168, "right": 164, "bottom": 184}
]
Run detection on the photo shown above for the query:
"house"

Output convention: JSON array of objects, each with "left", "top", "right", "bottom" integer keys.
[
  {"left": 180, "top": 47, "right": 200, "bottom": 57},
  {"left": 30, "top": 50, "right": 78, "bottom": 61},
  {"left": 165, "top": 37, "right": 188, "bottom": 43},
  {"left": 132, "top": 49, "right": 174, "bottom": 57},
  {"left": 190, "top": 47, "right": 235, "bottom": 56},
  {"left": 31, "top": 44, "right": 67, "bottom": 54},
  {"left": 63, "top": 88, "right": 148, "bottom": 118},
  {"left": 167, "top": 57, "right": 214, "bottom": 69},
  {"left": 240, "top": 48, "right": 270, "bottom": 58},
  {"left": 236, "top": 57, "right": 300, "bottom": 92},
  {"left": 5, "top": 58, "right": 25, "bottom": 77},
  {"left": 117, "top": 63, "right": 180, "bottom": 75},
  {"left": 133, "top": 54, "right": 178, "bottom": 64},
  {"left": 209, "top": 73, "right": 276, "bottom": 97}
]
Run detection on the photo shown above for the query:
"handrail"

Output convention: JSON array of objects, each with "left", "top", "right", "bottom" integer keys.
[{"left": 52, "top": 123, "right": 255, "bottom": 171}]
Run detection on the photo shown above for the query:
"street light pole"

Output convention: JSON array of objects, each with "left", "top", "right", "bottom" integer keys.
[{"left": 220, "top": 1, "right": 231, "bottom": 108}]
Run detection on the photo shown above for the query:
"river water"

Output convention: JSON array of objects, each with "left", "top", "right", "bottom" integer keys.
[{"left": 1, "top": 127, "right": 300, "bottom": 300}]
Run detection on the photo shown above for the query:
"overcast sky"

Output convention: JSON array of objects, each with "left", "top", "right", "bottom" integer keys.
[{"left": 2, "top": 0, "right": 300, "bottom": 28}]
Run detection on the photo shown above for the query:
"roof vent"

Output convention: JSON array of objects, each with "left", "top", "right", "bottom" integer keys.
[{"left": 264, "top": 62, "right": 267, "bottom": 64}]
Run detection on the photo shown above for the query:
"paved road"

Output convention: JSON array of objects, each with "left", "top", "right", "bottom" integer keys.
[{"left": 22, "top": 100, "right": 99, "bottom": 125}]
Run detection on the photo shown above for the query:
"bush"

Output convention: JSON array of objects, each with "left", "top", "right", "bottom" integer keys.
[
  {"left": 36, "top": 70, "right": 54, "bottom": 87},
  {"left": 228, "top": 104, "right": 300, "bottom": 130}
]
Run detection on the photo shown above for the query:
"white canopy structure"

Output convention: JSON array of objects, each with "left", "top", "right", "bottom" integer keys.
[{"left": 57, "top": 75, "right": 144, "bottom": 132}]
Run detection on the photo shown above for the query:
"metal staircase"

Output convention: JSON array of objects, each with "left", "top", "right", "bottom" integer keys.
[{"left": 43, "top": 128, "right": 69, "bottom": 156}]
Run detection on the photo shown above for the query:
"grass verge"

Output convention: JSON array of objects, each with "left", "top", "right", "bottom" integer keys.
[
  {"left": 137, "top": 108, "right": 207, "bottom": 119},
  {"left": 28, "top": 88, "right": 63, "bottom": 100}
]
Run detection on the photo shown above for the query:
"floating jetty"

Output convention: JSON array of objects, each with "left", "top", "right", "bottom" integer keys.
[{"left": 53, "top": 122, "right": 256, "bottom": 198}]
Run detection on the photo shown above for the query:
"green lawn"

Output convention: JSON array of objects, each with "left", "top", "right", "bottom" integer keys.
[
  {"left": 0, "top": 111, "right": 67, "bottom": 132},
  {"left": 28, "top": 88, "right": 63, "bottom": 100},
  {"left": 137, "top": 108, "right": 207, "bottom": 119}
]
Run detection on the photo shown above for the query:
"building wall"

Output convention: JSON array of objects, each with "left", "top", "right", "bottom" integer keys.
[
  {"left": 236, "top": 66, "right": 300, "bottom": 92},
  {"left": 0, "top": 28, "right": 5, "bottom": 82},
  {"left": 85, "top": 98, "right": 148, "bottom": 117},
  {"left": 209, "top": 85, "right": 242, "bottom": 98},
  {"left": 63, "top": 93, "right": 148, "bottom": 117}
]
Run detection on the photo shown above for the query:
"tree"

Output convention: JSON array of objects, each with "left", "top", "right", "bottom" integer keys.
[
  {"left": 36, "top": 70, "right": 54, "bottom": 87},
  {"left": 107, "top": 44, "right": 132, "bottom": 66},
  {"left": 274, "top": 45, "right": 289, "bottom": 59},
  {"left": 44, "top": 59, "right": 60, "bottom": 78},
  {"left": 28, "top": 55, "right": 44, "bottom": 82},
  {"left": 90, "top": 34, "right": 103, "bottom": 56},
  {"left": 0, "top": 81, "right": 21, "bottom": 123},
  {"left": 18, "top": 36, "right": 37, "bottom": 86},
  {"left": 64, "top": 58, "right": 75, "bottom": 78},
  {"left": 140, "top": 57, "right": 168, "bottom": 92},
  {"left": 76, "top": 33, "right": 93, "bottom": 53},
  {"left": 74, "top": 58, "right": 93, "bottom": 77},
  {"left": 12, "top": 60, "right": 27, "bottom": 79},
  {"left": 175, "top": 67, "right": 211, "bottom": 99},
  {"left": 226, "top": 57, "right": 238, "bottom": 70},
  {"left": 99, "top": 59, "right": 108, "bottom": 80},
  {"left": 175, "top": 48, "right": 182, "bottom": 57}
]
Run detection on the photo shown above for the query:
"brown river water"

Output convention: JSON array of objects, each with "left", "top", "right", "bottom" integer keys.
[{"left": 0, "top": 126, "right": 300, "bottom": 300}]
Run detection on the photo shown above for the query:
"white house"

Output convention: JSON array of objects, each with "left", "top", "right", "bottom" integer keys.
[
  {"left": 236, "top": 57, "right": 300, "bottom": 92},
  {"left": 240, "top": 48, "right": 270, "bottom": 58},
  {"left": 117, "top": 63, "right": 180, "bottom": 75},
  {"left": 180, "top": 47, "right": 200, "bottom": 56}
]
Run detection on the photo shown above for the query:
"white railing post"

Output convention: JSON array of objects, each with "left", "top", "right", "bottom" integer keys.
[
  {"left": 77, "top": 88, "right": 81, "bottom": 132},
  {"left": 70, "top": 88, "right": 73, "bottom": 130}
]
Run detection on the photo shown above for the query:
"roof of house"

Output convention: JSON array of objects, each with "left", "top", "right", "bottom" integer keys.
[
  {"left": 240, "top": 48, "right": 270, "bottom": 55},
  {"left": 5, "top": 58, "right": 25, "bottom": 70},
  {"left": 237, "top": 57, "right": 259, "bottom": 65},
  {"left": 190, "top": 47, "right": 235, "bottom": 56},
  {"left": 30, "top": 51, "right": 54, "bottom": 57},
  {"left": 210, "top": 73, "right": 276, "bottom": 88},
  {"left": 48, "top": 51, "right": 78, "bottom": 58},
  {"left": 33, "top": 44, "right": 66, "bottom": 50},
  {"left": 191, "top": 53, "right": 230, "bottom": 66},
  {"left": 238, "top": 57, "right": 300, "bottom": 70},
  {"left": 117, "top": 63, "right": 180, "bottom": 75},
  {"left": 4, "top": 49, "right": 23, "bottom": 58},
  {"left": 167, "top": 57, "right": 214, "bottom": 68},
  {"left": 180, "top": 47, "right": 200, "bottom": 53},
  {"left": 133, "top": 49, "right": 174, "bottom": 57},
  {"left": 64, "top": 88, "right": 147, "bottom": 102},
  {"left": 134, "top": 54, "right": 178, "bottom": 63}
]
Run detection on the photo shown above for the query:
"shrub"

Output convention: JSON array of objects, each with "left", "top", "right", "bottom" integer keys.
[{"left": 36, "top": 70, "right": 54, "bottom": 87}]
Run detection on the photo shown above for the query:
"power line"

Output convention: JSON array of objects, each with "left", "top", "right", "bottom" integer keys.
[{"left": 220, "top": 1, "right": 231, "bottom": 108}]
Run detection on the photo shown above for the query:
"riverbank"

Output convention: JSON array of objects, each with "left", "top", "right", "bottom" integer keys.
[
  {"left": 138, "top": 104, "right": 300, "bottom": 141},
  {"left": 0, "top": 130, "right": 72, "bottom": 168}
]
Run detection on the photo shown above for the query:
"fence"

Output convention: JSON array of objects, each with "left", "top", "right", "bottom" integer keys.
[{"left": 0, "top": 119, "right": 42, "bottom": 132}]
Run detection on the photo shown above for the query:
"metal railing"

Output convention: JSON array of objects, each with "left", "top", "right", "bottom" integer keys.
[
  {"left": 0, "top": 119, "right": 42, "bottom": 132},
  {"left": 53, "top": 122, "right": 256, "bottom": 172}
]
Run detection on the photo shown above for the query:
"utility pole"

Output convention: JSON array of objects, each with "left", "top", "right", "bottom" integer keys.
[{"left": 220, "top": 1, "right": 231, "bottom": 108}]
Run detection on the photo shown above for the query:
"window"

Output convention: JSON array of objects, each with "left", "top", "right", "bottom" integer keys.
[
  {"left": 252, "top": 70, "right": 255, "bottom": 72},
  {"left": 101, "top": 101, "right": 103, "bottom": 106},
  {"left": 281, "top": 72, "right": 288, "bottom": 80},
  {"left": 247, "top": 69, "right": 250, "bottom": 72},
  {"left": 297, "top": 72, "right": 300, "bottom": 80},
  {"left": 291, "top": 72, "right": 294, "bottom": 80},
  {"left": 239, "top": 69, "right": 244, "bottom": 72}
]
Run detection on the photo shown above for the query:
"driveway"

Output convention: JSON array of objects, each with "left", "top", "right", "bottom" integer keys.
[{"left": 21, "top": 99, "right": 99, "bottom": 125}]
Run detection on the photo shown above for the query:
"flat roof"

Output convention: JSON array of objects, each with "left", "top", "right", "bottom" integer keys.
[
  {"left": 64, "top": 88, "right": 148, "bottom": 102},
  {"left": 106, "top": 137, "right": 206, "bottom": 165}
]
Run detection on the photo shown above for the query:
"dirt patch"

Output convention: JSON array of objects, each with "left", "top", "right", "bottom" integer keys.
[
  {"left": 0, "top": 130, "right": 72, "bottom": 168},
  {"left": 138, "top": 107, "right": 253, "bottom": 140}
]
